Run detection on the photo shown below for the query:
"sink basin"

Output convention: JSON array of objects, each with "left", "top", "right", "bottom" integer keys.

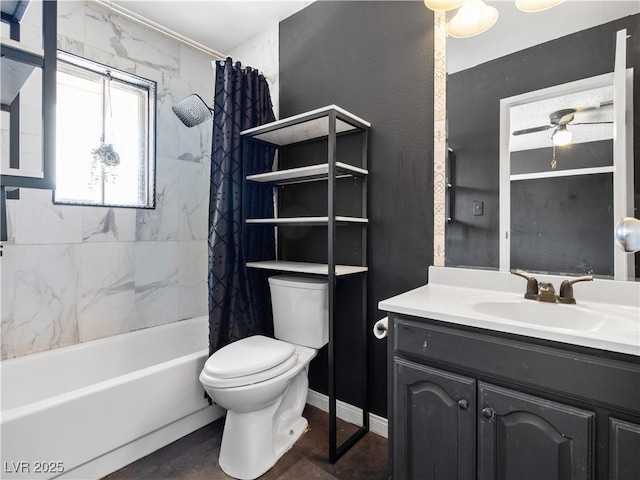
[{"left": 472, "top": 299, "right": 638, "bottom": 333}]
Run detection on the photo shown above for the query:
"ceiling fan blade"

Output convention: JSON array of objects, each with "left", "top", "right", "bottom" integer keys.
[
  {"left": 512, "top": 125, "right": 553, "bottom": 136},
  {"left": 570, "top": 121, "right": 614, "bottom": 126},
  {"left": 573, "top": 100, "right": 614, "bottom": 113}
]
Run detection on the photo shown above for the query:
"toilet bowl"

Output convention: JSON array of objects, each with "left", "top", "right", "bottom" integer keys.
[{"left": 200, "top": 275, "right": 328, "bottom": 480}]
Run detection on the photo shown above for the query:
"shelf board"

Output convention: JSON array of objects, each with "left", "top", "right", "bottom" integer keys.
[
  {"left": 246, "top": 162, "right": 368, "bottom": 184},
  {"left": 1, "top": 56, "right": 37, "bottom": 105},
  {"left": 1, "top": 1, "right": 31, "bottom": 23},
  {"left": 510, "top": 166, "right": 614, "bottom": 182},
  {"left": 246, "top": 216, "right": 368, "bottom": 226},
  {"left": 246, "top": 261, "right": 368, "bottom": 276},
  {"left": 0, "top": 166, "right": 44, "bottom": 178},
  {"left": 241, "top": 105, "right": 370, "bottom": 146},
  {"left": 1, "top": 38, "right": 44, "bottom": 105},
  {"left": 1, "top": 37, "right": 44, "bottom": 59}
]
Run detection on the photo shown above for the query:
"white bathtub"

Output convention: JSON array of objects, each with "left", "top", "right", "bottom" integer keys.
[{"left": 0, "top": 315, "right": 223, "bottom": 480}]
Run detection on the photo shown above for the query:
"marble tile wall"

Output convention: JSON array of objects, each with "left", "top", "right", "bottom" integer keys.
[
  {"left": 1, "top": 1, "right": 215, "bottom": 359},
  {"left": 228, "top": 23, "right": 280, "bottom": 117}
]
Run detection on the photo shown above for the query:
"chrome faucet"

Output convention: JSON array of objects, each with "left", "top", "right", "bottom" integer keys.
[
  {"left": 512, "top": 270, "right": 593, "bottom": 304},
  {"left": 558, "top": 276, "right": 593, "bottom": 304}
]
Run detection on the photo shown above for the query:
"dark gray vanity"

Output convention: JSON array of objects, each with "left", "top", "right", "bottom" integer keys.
[{"left": 380, "top": 267, "right": 640, "bottom": 480}]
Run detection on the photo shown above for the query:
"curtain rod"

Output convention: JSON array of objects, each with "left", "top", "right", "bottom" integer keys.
[{"left": 92, "top": 0, "right": 227, "bottom": 60}]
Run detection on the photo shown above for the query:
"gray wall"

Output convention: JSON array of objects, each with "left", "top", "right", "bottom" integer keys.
[{"left": 279, "top": 1, "right": 435, "bottom": 417}]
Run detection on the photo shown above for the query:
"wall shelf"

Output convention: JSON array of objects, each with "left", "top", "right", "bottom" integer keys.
[
  {"left": 246, "top": 261, "right": 368, "bottom": 276},
  {"left": 1, "top": 1, "right": 31, "bottom": 23},
  {"left": 242, "top": 105, "right": 370, "bottom": 463},
  {"left": 0, "top": 2, "right": 55, "bottom": 189},
  {"left": 1, "top": 0, "right": 57, "bottom": 242},
  {"left": 0, "top": 39, "right": 44, "bottom": 105},
  {"left": 241, "top": 104, "right": 370, "bottom": 146},
  {"left": 246, "top": 161, "right": 367, "bottom": 185},
  {"left": 246, "top": 216, "right": 368, "bottom": 226},
  {"left": 510, "top": 165, "right": 614, "bottom": 182}
]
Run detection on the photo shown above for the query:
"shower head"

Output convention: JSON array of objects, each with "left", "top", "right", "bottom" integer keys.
[{"left": 172, "top": 94, "right": 213, "bottom": 127}]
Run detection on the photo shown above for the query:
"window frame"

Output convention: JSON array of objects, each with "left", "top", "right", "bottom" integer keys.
[{"left": 53, "top": 50, "right": 156, "bottom": 209}]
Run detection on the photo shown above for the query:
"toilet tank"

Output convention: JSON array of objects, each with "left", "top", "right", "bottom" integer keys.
[{"left": 268, "top": 275, "right": 328, "bottom": 349}]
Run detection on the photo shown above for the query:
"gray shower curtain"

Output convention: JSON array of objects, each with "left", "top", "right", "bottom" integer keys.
[{"left": 208, "top": 57, "right": 276, "bottom": 355}]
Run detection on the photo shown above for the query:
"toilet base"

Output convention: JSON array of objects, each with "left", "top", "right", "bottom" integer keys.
[
  {"left": 217, "top": 370, "right": 310, "bottom": 479},
  {"left": 218, "top": 407, "right": 308, "bottom": 480}
]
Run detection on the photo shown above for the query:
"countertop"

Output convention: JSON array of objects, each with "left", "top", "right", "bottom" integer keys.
[{"left": 379, "top": 267, "right": 640, "bottom": 356}]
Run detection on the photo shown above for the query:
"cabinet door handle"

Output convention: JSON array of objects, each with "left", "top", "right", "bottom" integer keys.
[
  {"left": 481, "top": 407, "right": 494, "bottom": 419},
  {"left": 457, "top": 399, "right": 469, "bottom": 410}
]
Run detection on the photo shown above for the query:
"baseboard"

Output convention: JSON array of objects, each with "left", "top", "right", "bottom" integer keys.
[
  {"left": 58, "top": 405, "right": 225, "bottom": 479},
  {"left": 306, "top": 390, "right": 388, "bottom": 439}
]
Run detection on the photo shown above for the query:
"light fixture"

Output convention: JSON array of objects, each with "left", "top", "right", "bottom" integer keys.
[
  {"left": 552, "top": 124, "right": 572, "bottom": 146},
  {"left": 516, "top": 0, "right": 565, "bottom": 13},
  {"left": 172, "top": 94, "right": 213, "bottom": 127},
  {"left": 446, "top": 0, "right": 499, "bottom": 38},
  {"left": 423, "top": 0, "right": 466, "bottom": 11}
]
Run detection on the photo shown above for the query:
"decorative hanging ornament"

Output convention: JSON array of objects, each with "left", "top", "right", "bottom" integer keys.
[{"left": 90, "top": 73, "right": 120, "bottom": 188}]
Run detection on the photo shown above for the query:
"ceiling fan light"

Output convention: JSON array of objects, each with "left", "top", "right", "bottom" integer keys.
[
  {"left": 516, "top": 0, "right": 565, "bottom": 13},
  {"left": 446, "top": 0, "right": 498, "bottom": 38},
  {"left": 424, "top": 0, "right": 466, "bottom": 12},
  {"left": 552, "top": 126, "right": 572, "bottom": 146}
]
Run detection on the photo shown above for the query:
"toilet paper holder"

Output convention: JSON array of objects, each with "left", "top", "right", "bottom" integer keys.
[{"left": 373, "top": 317, "right": 388, "bottom": 339}]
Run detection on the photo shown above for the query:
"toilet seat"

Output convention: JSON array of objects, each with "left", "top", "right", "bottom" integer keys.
[{"left": 201, "top": 336, "right": 298, "bottom": 388}]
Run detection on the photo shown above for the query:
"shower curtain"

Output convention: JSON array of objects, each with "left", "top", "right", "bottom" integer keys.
[{"left": 208, "top": 57, "right": 276, "bottom": 355}]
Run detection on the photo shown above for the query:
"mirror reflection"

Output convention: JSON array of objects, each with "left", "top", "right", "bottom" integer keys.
[{"left": 443, "top": 0, "right": 639, "bottom": 280}]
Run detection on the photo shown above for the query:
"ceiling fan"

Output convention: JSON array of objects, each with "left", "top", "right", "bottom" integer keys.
[{"left": 512, "top": 100, "right": 614, "bottom": 146}]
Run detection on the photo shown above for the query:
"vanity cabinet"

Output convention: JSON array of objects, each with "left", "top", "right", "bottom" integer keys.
[
  {"left": 388, "top": 314, "right": 640, "bottom": 480},
  {"left": 477, "top": 382, "right": 593, "bottom": 480},
  {"left": 393, "top": 359, "right": 475, "bottom": 479},
  {"left": 609, "top": 418, "right": 640, "bottom": 480}
]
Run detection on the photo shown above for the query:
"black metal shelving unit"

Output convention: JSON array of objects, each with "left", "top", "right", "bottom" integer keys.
[
  {"left": 1, "top": 0, "right": 57, "bottom": 241},
  {"left": 241, "top": 105, "right": 370, "bottom": 463}
]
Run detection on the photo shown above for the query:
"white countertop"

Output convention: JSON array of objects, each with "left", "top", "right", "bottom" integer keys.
[{"left": 379, "top": 267, "right": 640, "bottom": 356}]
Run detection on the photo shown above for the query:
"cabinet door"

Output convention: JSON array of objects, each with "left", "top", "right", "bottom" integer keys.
[
  {"left": 478, "top": 382, "right": 594, "bottom": 480},
  {"left": 393, "top": 358, "right": 475, "bottom": 480},
  {"left": 610, "top": 418, "right": 640, "bottom": 480}
]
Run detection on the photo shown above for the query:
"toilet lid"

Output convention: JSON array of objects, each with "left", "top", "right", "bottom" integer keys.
[
  {"left": 203, "top": 335, "right": 296, "bottom": 379},
  {"left": 201, "top": 352, "right": 299, "bottom": 389}
]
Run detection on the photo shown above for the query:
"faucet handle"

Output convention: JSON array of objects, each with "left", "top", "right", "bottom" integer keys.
[
  {"left": 558, "top": 275, "right": 593, "bottom": 304},
  {"left": 511, "top": 270, "right": 539, "bottom": 300}
]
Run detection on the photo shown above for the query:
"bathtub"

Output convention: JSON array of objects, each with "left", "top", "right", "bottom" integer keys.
[{"left": 0, "top": 315, "right": 223, "bottom": 480}]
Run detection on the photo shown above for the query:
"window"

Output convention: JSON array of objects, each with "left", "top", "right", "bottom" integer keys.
[{"left": 55, "top": 51, "right": 156, "bottom": 208}]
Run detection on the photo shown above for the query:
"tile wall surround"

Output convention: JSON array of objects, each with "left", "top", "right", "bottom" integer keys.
[
  {"left": 1, "top": 1, "right": 215, "bottom": 359},
  {"left": 227, "top": 22, "right": 280, "bottom": 117}
]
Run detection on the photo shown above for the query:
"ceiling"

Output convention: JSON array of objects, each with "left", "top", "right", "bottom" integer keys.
[
  {"left": 447, "top": 1, "right": 640, "bottom": 73},
  {"left": 111, "top": 0, "right": 313, "bottom": 54},
  {"left": 106, "top": 1, "right": 639, "bottom": 64}
]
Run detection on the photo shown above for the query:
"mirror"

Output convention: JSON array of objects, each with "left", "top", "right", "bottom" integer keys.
[{"left": 438, "top": 1, "right": 640, "bottom": 280}]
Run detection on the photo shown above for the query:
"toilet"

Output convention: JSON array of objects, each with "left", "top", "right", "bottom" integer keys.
[{"left": 199, "top": 275, "right": 328, "bottom": 480}]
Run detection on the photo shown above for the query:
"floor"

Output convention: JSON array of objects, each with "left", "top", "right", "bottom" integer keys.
[{"left": 105, "top": 405, "right": 388, "bottom": 480}]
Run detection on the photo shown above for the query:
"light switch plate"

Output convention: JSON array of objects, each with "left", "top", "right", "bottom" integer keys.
[{"left": 473, "top": 200, "right": 484, "bottom": 216}]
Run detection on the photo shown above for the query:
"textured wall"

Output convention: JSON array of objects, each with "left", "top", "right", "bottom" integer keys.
[
  {"left": 1, "top": 1, "right": 214, "bottom": 359},
  {"left": 279, "top": 1, "right": 435, "bottom": 417}
]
